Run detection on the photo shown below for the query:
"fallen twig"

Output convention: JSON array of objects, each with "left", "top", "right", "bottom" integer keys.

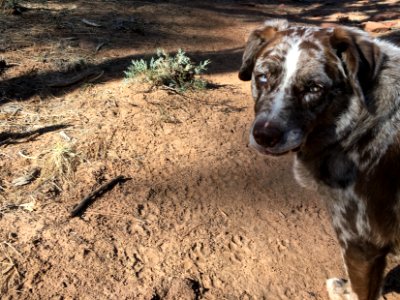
[
  {"left": 95, "top": 42, "right": 107, "bottom": 53},
  {"left": 81, "top": 18, "right": 102, "bottom": 27},
  {"left": 0, "top": 200, "right": 36, "bottom": 214},
  {"left": 48, "top": 70, "right": 104, "bottom": 88},
  {"left": 18, "top": 150, "right": 39, "bottom": 160},
  {"left": 70, "top": 175, "right": 130, "bottom": 217},
  {"left": 87, "top": 70, "right": 104, "bottom": 83},
  {"left": 59, "top": 131, "right": 72, "bottom": 142},
  {"left": 160, "top": 85, "right": 182, "bottom": 95},
  {"left": 12, "top": 168, "right": 40, "bottom": 186},
  {"left": 0, "top": 133, "right": 40, "bottom": 147},
  {"left": 4, "top": 62, "right": 20, "bottom": 67}
]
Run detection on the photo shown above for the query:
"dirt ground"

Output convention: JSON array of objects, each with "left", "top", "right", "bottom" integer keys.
[{"left": 1, "top": 1, "right": 400, "bottom": 299}]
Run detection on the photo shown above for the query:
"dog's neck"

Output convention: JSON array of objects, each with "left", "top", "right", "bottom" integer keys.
[
  {"left": 298, "top": 71, "right": 400, "bottom": 189},
  {"left": 340, "top": 44, "right": 400, "bottom": 172},
  {"left": 300, "top": 40, "right": 400, "bottom": 172}
]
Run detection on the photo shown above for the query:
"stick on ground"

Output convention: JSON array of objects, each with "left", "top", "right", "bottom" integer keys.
[{"left": 70, "top": 175, "right": 130, "bottom": 218}]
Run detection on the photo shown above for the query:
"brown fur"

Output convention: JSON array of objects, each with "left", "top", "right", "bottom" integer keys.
[{"left": 239, "top": 19, "right": 288, "bottom": 81}]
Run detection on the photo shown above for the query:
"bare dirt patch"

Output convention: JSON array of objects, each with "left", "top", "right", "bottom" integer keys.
[{"left": 1, "top": 1, "right": 400, "bottom": 299}]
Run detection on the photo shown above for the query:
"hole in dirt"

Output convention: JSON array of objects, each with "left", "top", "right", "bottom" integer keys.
[
  {"left": 146, "top": 187, "right": 158, "bottom": 201},
  {"left": 137, "top": 204, "right": 145, "bottom": 215},
  {"left": 150, "top": 292, "right": 161, "bottom": 300},
  {"left": 187, "top": 278, "right": 209, "bottom": 300}
]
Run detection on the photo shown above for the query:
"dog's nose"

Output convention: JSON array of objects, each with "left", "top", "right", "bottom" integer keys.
[{"left": 252, "top": 120, "right": 283, "bottom": 148}]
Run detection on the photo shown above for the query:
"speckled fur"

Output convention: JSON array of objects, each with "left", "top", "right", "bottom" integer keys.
[{"left": 240, "top": 20, "right": 400, "bottom": 300}]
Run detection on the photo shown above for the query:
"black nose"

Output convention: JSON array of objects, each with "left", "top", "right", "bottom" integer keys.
[{"left": 252, "top": 120, "right": 283, "bottom": 148}]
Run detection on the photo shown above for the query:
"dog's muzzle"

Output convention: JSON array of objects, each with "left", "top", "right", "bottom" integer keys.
[{"left": 250, "top": 114, "right": 304, "bottom": 155}]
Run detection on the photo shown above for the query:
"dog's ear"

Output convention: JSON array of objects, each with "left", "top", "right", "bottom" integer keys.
[
  {"left": 330, "top": 27, "right": 383, "bottom": 95},
  {"left": 239, "top": 19, "right": 288, "bottom": 81}
]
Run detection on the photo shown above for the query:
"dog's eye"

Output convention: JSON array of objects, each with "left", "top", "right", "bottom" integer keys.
[
  {"left": 306, "top": 83, "right": 323, "bottom": 94},
  {"left": 256, "top": 74, "right": 268, "bottom": 85},
  {"left": 309, "top": 86, "right": 321, "bottom": 93},
  {"left": 302, "top": 83, "right": 325, "bottom": 105}
]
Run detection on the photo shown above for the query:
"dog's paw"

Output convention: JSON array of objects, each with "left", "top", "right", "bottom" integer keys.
[{"left": 326, "top": 278, "right": 358, "bottom": 300}]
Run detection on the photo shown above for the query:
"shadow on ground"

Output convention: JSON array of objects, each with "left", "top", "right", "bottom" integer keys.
[
  {"left": 190, "top": 0, "right": 399, "bottom": 25},
  {"left": 0, "top": 124, "right": 71, "bottom": 146},
  {"left": 0, "top": 48, "right": 243, "bottom": 104},
  {"left": 1, "top": 0, "right": 398, "bottom": 104}
]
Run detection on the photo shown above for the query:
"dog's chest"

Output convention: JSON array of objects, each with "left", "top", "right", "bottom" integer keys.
[
  {"left": 293, "top": 154, "right": 371, "bottom": 244},
  {"left": 293, "top": 151, "right": 357, "bottom": 190}
]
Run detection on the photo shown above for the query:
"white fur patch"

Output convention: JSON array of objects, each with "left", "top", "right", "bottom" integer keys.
[
  {"left": 249, "top": 124, "right": 258, "bottom": 149},
  {"left": 326, "top": 278, "right": 358, "bottom": 300},
  {"left": 335, "top": 96, "right": 361, "bottom": 138},
  {"left": 355, "top": 196, "right": 369, "bottom": 237},
  {"left": 331, "top": 201, "right": 353, "bottom": 246},
  {"left": 284, "top": 41, "right": 302, "bottom": 83},
  {"left": 329, "top": 187, "right": 370, "bottom": 248},
  {"left": 263, "top": 19, "right": 289, "bottom": 31},
  {"left": 271, "top": 40, "right": 302, "bottom": 117},
  {"left": 293, "top": 156, "right": 318, "bottom": 190}
]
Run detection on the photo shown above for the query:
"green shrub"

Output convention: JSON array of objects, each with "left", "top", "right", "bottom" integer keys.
[
  {"left": 2, "top": 0, "right": 19, "bottom": 9},
  {"left": 124, "top": 49, "right": 210, "bottom": 92}
]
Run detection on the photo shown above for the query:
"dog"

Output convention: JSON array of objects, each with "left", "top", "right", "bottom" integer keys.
[{"left": 239, "top": 19, "right": 400, "bottom": 300}]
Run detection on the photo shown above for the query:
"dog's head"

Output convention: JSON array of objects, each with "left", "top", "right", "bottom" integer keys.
[{"left": 240, "top": 19, "right": 383, "bottom": 156}]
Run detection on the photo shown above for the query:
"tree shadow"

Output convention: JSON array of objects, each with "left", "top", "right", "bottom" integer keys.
[
  {"left": 187, "top": 0, "right": 400, "bottom": 26},
  {"left": 0, "top": 47, "right": 243, "bottom": 105},
  {"left": 2, "top": 0, "right": 398, "bottom": 52},
  {"left": 1, "top": 0, "right": 398, "bottom": 105},
  {"left": 0, "top": 1, "right": 236, "bottom": 52}
]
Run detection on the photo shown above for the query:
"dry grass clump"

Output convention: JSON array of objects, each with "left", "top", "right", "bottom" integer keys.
[
  {"left": 0, "top": 0, "right": 19, "bottom": 9},
  {"left": 40, "top": 140, "right": 80, "bottom": 184},
  {"left": 0, "top": 241, "right": 24, "bottom": 295},
  {"left": 0, "top": 140, "right": 80, "bottom": 204},
  {"left": 1, "top": 106, "right": 81, "bottom": 188}
]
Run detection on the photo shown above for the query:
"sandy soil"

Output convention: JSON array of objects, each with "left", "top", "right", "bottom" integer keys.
[{"left": 1, "top": 1, "right": 400, "bottom": 299}]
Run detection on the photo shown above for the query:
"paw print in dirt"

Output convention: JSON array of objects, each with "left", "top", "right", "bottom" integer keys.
[
  {"left": 188, "top": 241, "right": 212, "bottom": 270},
  {"left": 130, "top": 252, "right": 145, "bottom": 278},
  {"left": 137, "top": 201, "right": 160, "bottom": 222},
  {"left": 274, "top": 238, "right": 291, "bottom": 253},
  {"left": 125, "top": 247, "right": 161, "bottom": 281},
  {"left": 227, "top": 234, "right": 253, "bottom": 263},
  {"left": 131, "top": 202, "right": 160, "bottom": 237}
]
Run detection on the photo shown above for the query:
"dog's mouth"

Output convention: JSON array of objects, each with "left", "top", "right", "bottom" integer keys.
[
  {"left": 253, "top": 143, "right": 302, "bottom": 156},
  {"left": 249, "top": 129, "right": 304, "bottom": 156}
]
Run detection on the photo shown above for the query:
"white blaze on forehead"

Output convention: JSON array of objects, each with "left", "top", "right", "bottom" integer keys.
[
  {"left": 284, "top": 40, "right": 302, "bottom": 85},
  {"left": 271, "top": 39, "right": 302, "bottom": 117}
]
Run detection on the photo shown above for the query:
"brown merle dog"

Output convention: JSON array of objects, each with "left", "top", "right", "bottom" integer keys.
[{"left": 239, "top": 19, "right": 400, "bottom": 300}]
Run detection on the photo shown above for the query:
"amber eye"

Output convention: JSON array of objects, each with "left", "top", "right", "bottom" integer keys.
[{"left": 256, "top": 74, "right": 268, "bottom": 85}]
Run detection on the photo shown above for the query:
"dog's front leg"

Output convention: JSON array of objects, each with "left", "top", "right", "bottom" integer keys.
[{"left": 327, "top": 241, "right": 389, "bottom": 300}]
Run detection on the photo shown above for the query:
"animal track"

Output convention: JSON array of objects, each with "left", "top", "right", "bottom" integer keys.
[
  {"left": 227, "top": 234, "right": 252, "bottom": 263},
  {"left": 188, "top": 241, "right": 212, "bottom": 272}
]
